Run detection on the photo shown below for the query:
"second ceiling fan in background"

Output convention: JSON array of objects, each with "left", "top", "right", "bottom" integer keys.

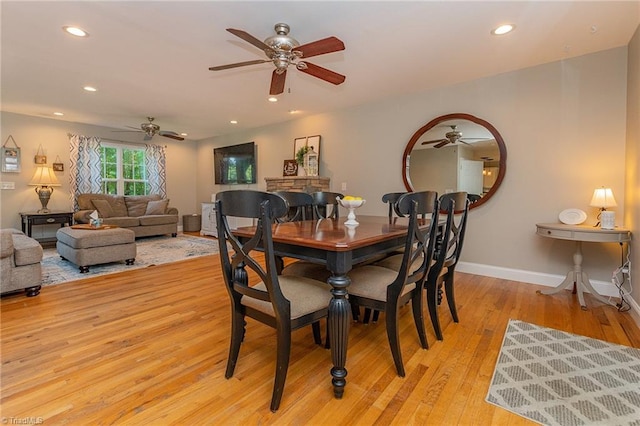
[{"left": 209, "top": 23, "right": 346, "bottom": 95}]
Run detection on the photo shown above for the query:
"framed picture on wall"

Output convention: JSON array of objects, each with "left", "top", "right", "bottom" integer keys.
[
  {"left": 283, "top": 160, "right": 298, "bottom": 176},
  {"left": 293, "top": 135, "right": 321, "bottom": 165},
  {"left": 1, "top": 146, "right": 21, "bottom": 173}
]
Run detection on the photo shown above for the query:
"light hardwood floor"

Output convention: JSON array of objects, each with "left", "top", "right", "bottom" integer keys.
[{"left": 2, "top": 243, "right": 639, "bottom": 425}]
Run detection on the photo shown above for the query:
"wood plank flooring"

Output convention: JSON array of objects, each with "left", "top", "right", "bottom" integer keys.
[{"left": 2, "top": 244, "right": 640, "bottom": 425}]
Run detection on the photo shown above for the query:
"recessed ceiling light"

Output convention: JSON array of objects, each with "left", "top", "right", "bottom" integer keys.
[
  {"left": 63, "top": 26, "right": 89, "bottom": 37},
  {"left": 83, "top": 86, "right": 97, "bottom": 92},
  {"left": 268, "top": 97, "right": 278, "bottom": 103},
  {"left": 230, "top": 120, "right": 238, "bottom": 124},
  {"left": 491, "top": 24, "right": 515, "bottom": 35},
  {"left": 53, "top": 112, "right": 64, "bottom": 116}
]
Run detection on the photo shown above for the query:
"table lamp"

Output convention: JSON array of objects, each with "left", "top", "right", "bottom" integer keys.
[
  {"left": 589, "top": 187, "right": 617, "bottom": 229},
  {"left": 29, "top": 165, "right": 61, "bottom": 213}
]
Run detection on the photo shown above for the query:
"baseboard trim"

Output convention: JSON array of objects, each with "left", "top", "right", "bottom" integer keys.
[{"left": 456, "top": 262, "right": 640, "bottom": 321}]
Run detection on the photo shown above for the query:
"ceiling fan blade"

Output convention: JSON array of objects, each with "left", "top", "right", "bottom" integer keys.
[
  {"left": 434, "top": 140, "right": 450, "bottom": 148},
  {"left": 159, "top": 131, "right": 185, "bottom": 141},
  {"left": 112, "top": 130, "right": 143, "bottom": 133},
  {"left": 421, "top": 139, "right": 447, "bottom": 145},
  {"left": 270, "top": 70, "right": 287, "bottom": 95},
  {"left": 297, "top": 62, "right": 345, "bottom": 85},
  {"left": 226, "top": 28, "right": 273, "bottom": 52},
  {"left": 209, "top": 59, "right": 271, "bottom": 71},
  {"left": 296, "top": 36, "right": 345, "bottom": 59}
]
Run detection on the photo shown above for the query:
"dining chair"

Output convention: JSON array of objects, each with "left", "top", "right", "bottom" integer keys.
[
  {"left": 382, "top": 192, "right": 407, "bottom": 220},
  {"left": 428, "top": 191, "right": 470, "bottom": 339},
  {"left": 310, "top": 191, "right": 344, "bottom": 219},
  {"left": 274, "top": 191, "right": 314, "bottom": 222},
  {"left": 347, "top": 191, "right": 440, "bottom": 376},
  {"left": 215, "top": 190, "right": 332, "bottom": 412},
  {"left": 361, "top": 190, "right": 437, "bottom": 324}
]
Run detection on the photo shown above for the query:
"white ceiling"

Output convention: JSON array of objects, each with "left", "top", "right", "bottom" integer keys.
[{"left": 2, "top": 1, "right": 638, "bottom": 141}]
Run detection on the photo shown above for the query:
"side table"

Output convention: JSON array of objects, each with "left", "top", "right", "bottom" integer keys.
[
  {"left": 20, "top": 211, "right": 74, "bottom": 246},
  {"left": 535, "top": 223, "right": 631, "bottom": 309}
]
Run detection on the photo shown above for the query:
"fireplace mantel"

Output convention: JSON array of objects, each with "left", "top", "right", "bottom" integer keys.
[{"left": 265, "top": 176, "right": 330, "bottom": 193}]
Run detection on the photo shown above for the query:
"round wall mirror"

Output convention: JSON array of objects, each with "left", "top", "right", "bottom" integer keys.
[{"left": 402, "top": 113, "right": 507, "bottom": 209}]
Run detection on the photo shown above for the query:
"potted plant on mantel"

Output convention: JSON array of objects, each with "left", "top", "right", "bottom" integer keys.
[{"left": 295, "top": 146, "right": 309, "bottom": 176}]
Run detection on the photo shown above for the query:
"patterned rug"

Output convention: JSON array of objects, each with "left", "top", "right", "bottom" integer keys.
[
  {"left": 486, "top": 319, "right": 640, "bottom": 425},
  {"left": 41, "top": 233, "right": 219, "bottom": 286}
]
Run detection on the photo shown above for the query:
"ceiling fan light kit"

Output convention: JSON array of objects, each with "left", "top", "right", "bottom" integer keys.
[{"left": 209, "top": 23, "right": 346, "bottom": 95}]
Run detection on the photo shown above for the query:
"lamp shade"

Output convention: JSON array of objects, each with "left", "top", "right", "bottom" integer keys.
[
  {"left": 589, "top": 187, "right": 617, "bottom": 209},
  {"left": 29, "top": 166, "right": 61, "bottom": 187}
]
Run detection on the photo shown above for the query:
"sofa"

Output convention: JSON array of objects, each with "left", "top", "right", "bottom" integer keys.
[
  {"left": 74, "top": 194, "right": 178, "bottom": 238},
  {"left": 1, "top": 229, "right": 43, "bottom": 296}
]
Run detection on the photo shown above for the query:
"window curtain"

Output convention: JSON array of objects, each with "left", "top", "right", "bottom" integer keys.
[
  {"left": 145, "top": 144, "right": 167, "bottom": 198},
  {"left": 68, "top": 134, "right": 102, "bottom": 210}
]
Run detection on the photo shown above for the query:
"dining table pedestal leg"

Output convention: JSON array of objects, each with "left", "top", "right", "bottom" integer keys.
[{"left": 326, "top": 256, "right": 352, "bottom": 398}]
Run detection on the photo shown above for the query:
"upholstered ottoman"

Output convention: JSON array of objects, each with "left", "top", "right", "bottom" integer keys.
[{"left": 56, "top": 227, "right": 136, "bottom": 273}]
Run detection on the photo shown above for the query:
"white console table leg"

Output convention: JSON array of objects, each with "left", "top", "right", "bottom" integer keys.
[{"left": 537, "top": 241, "right": 614, "bottom": 310}]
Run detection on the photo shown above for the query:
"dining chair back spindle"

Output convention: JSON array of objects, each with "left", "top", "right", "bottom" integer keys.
[{"left": 215, "top": 190, "right": 332, "bottom": 412}]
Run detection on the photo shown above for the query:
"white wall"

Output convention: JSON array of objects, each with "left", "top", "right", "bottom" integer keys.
[
  {"left": 197, "top": 47, "right": 629, "bottom": 287},
  {"left": 625, "top": 26, "right": 639, "bottom": 309},
  {"left": 0, "top": 113, "right": 198, "bottom": 236}
]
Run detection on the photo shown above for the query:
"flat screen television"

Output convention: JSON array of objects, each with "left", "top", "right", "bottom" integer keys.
[{"left": 214, "top": 142, "right": 257, "bottom": 185}]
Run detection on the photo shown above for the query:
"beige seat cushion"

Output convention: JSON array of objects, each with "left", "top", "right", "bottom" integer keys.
[
  {"left": 242, "top": 276, "right": 332, "bottom": 320},
  {"left": 138, "top": 215, "right": 178, "bottom": 226},
  {"left": 281, "top": 261, "right": 331, "bottom": 282},
  {"left": 347, "top": 265, "right": 415, "bottom": 302},
  {"left": 374, "top": 253, "right": 424, "bottom": 275}
]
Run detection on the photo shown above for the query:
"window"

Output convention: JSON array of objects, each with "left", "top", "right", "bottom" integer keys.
[{"left": 100, "top": 145, "right": 150, "bottom": 195}]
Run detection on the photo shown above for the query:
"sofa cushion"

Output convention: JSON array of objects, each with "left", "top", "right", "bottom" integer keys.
[
  {"left": 102, "top": 217, "right": 140, "bottom": 228},
  {"left": 12, "top": 233, "right": 44, "bottom": 267},
  {"left": 125, "top": 195, "right": 161, "bottom": 217},
  {"left": 77, "top": 194, "right": 127, "bottom": 217},
  {"left": 91, "top": 199, "right": 115, "bottom": 218},
  {"left": 145, "top": 199, "right": 169, "bottom": 215},
  {"left": 138, "top": 214, "right": 179, "bottom": 226}
]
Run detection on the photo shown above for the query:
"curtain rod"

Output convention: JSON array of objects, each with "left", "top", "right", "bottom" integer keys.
[{"left": 67, "top": 133, "right": 166, "bottom": 148}]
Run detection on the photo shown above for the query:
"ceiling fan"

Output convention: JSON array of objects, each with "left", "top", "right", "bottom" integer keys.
[
  {"left": 114, "top": 117, "right": 184, "bottom": 141},
  {"left": 208, "top": 23, "right": 346, "bottom": 95},
  {"left": 421, "top": 125, "right": 488, "bottom": 148}
]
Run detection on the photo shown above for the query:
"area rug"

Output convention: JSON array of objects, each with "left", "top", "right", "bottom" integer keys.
[
  {"left": 41, "top": 234, "right": 219, "bottom": 286},
  {"left": 486, "top": 319, "right": 640, "bottom": 425}
]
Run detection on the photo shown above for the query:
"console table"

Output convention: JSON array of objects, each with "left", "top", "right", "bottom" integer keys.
[
  {"left": 535, "top": 223, "right": 631, "bottom": 309},
  {"left": 20, "top": 211, "right": 73, "bottom": 246}
]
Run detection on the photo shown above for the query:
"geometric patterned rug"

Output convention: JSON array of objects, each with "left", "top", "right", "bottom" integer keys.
[
  {"left": 486, "top": 319, "right": 640, "bottom": 426},
  {"left": 41, "top": 233, "right": 219, "bottom": 286}
]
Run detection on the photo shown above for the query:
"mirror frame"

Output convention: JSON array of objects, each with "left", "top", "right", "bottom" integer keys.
[{"left": 402, "top": 113, "right": 507, "bottom": 210}]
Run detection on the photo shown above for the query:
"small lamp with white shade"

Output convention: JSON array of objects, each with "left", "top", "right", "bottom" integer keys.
[
  {"left": 29, "top": 165, "right": 61, "bottom": 213},
  {"left": 589, "top": 187, "right": 617, "bottom": 229}
]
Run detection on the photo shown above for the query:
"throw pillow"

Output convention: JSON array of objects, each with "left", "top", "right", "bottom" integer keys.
[
  {"left": 91, "top": 199, "right": 115, "bottom": 218},
  {"left": 145, "top": 199, "right": 169, "bottom": 215}
]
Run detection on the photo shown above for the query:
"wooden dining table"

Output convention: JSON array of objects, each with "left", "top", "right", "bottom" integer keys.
[{"left": 233, "top": 214, "right": 421, "bottom": 399}]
